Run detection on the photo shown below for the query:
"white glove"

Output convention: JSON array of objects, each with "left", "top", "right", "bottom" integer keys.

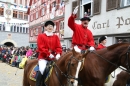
[
  {"left": 49, "top": 54, "right": 54, "bottom": 59},
  {"left": 56, "top": 54, "right": 60, "bottom": 60},
  {"left": 89, "top": 46, "right": 95, "bottom": 51},
  {"left": 74, "top": 45, "right": 81, "bottom": 53},
  {"left": 73, "top": 6, "right": 79, "bottom": 15}
]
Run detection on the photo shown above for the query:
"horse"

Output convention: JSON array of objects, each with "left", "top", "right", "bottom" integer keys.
[
  {"left": 78, "top": 43, "right": 130, "bottom": 86},
  {"left": 112, "top": 70, "right": 130, "bottom": 86},
  {"left": 104, "top": 68, "right": 123, "bottom": 86},
  {"left": 23, "top": 48, "right": 84, "bottom": 86}
]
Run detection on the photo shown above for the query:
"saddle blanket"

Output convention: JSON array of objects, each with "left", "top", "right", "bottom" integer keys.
[
  {"left": 29, "top": 65, "right": 53, "bottom": 82},
  {"left": 29, "top": 65, "right": 39, "bottom": 81}
]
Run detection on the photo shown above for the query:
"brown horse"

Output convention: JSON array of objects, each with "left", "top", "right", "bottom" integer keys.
[
  {"left": 113, "top": 71, "right": 130, "bottom": 86},
  {"left": 78, "top": 43, "right": 130, "bottom": 86},
  {"left": 23, "top": 49, "right": 83, "bottom": 86}
]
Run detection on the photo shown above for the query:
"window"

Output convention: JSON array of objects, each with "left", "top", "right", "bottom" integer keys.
[
  {"left": 17, "top": 26, "right": 19, "bottom": 32},
  {"left": 30, "top": 14, "right": 33, "bottom": 21},
  {"left": 20, "top": 27, "right": 22, "bottom": 33},
  {"left": 25, "top": 0, "right": 27, "bottom": 6},
  {"left": 14, "top": 26, "right": 16, "bottom": 32},
  {"left": 106, "top": 0, "right": 118, "bottom": 11},
  {"left": 83, "top": 3, "right": 91, "bottom": 17},
  {"left": 0, "top": 24, "right": 2, "bottom": 31},
  {"left": 116, "top": 37, "right": 130, "bottom": 43},
  {"left": 94, "top": 0, "right": 101, "bottom": 15},
  {"left": 19, "top": 12, "right": 23, "bottom": 19},
  {"left": 36, "top": 12, "right": 38, "bottom": 19},
  {"left": 26, "top": 28, "right": 28, "bottom": 33},
  {"left": 13, "top": 11, "right": 18, "bottom": 18},
  {"left": 14, "top": 0, "right": 16, "bottom": 3},
  {"left": 80, "top": 0, "right": 92, "bottom": 17},
  {"left": 3, "top": 25, "right": 5, "bottom": 31},
  {"left": 20, "top": 0, "right": 22, "bottom": 4},
  {"left": 0, "top": 8, "right": 4, "bottom": 15},
  {"left": 10, "top": 25, "right": 13, "bottom": 32},
  {"left": 23, "top": 27, "right": 25, "bottom": 33},
  {"left": 42, "top": 8, "right": 45, "bottom": 16},
  {"left": 120, "top": 0, "right": 130, "bottom": 7},
  {"left": 24, "top": 13, "right": 28, "bottom": 20}
]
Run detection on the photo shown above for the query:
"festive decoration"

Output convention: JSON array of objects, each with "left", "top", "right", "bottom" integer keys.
[
  {"left": 0, "top": 22, "right": 29, "bottom": 26},
  {"left": 0, "top": 3, "right": 29, "bottom": 9}
]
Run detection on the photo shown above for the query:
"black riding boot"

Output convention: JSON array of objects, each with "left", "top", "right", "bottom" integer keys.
[{"left": 36, "top": 71, "right": 43, "bottom": 86}]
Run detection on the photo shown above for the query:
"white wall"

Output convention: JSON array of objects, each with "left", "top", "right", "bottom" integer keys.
[{"left": 64, "top": 0, "right": 130, "bottom": 38}]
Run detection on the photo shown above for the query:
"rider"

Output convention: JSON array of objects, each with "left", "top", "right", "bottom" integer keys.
[
  {"left": 36, "top": 21, "right": 62, "bottom": 86},
  {"left": 96, "top": 36, "right": 107, "bottom": 50},
  {"left": 68, "top": 6, "right": 95, "bottom": 53}
]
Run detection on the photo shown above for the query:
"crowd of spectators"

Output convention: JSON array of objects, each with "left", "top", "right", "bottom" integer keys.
[{"left": 0, "top": 45, "right": 38, "bottom": 68}]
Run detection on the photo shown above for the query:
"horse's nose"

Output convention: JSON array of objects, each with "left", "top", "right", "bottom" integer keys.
[{"left": 70, "top": 79, "right": 74, "bottom": 84}]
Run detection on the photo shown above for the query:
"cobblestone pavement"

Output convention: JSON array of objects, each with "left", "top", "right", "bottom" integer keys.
[{"left": 0, "top": 61, "right": 23, "bottom": 86}]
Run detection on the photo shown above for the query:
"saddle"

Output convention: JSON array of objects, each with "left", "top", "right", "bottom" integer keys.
[{"left": 30, "top": 61, "right": 54, "bottom": 82}]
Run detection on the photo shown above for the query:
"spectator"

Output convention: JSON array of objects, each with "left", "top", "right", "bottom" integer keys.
[{"left": 96, "top": 36, "right": 107, "bottom": 50}]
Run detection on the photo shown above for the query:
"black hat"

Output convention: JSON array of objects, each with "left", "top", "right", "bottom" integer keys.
[
  {"left": 80, "top": 17, "right": 91, "bottom": 21},
  {"left": 44, "top": 21, "right": 55, "bottom": 27},
  {"left": 99, "top": 36, "right": 107, "bottom": 43}
]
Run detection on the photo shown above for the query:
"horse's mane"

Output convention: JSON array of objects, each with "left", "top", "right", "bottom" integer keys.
[
  {"left": 107, "top": 43, "right": 129, "bottom": 51},
  {"left": 61, "top": 51, "right": 72, "bottom": 58}
]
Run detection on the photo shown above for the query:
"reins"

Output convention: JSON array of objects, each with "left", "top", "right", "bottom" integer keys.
[{"left": 91, "top": 47, "right": 130, "bottom": 73}]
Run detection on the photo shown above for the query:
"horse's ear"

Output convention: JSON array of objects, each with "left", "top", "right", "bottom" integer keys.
[
  {"left": 72, "top": 48, "right": 77, "bottom": 56},
  {"left": 82, "top": 50, "right": 89, "bottom": 58}
]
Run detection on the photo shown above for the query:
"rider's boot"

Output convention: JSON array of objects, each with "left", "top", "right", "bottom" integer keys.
[{"left": 36, "top": 71, "right": 43, "bottom": 86}]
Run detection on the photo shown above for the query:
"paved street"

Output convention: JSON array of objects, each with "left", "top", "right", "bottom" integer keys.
[{"left": 0, "top": 61, "right": 23, "bottom": 86}]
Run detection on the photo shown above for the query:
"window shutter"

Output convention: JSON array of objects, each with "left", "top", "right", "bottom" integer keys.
[
  {"left": 41, "top": 0, "right": 45, "bottom": 4},
  {"left": 106, "top": 0, "right": 118, "bottom": 11},
  {"left": 94, "top": 0, "right": 101, "bottom": 15}
]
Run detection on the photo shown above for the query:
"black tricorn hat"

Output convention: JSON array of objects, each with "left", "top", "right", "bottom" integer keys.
[
  {"left": 80, "top": 17, "right": 91, "bottom": 21},
  {"left": 44, "top": 21, "right": 55, "bottom": 27},
  {"left": 99, "top": 36, "right": 107, "bottom": 43}
]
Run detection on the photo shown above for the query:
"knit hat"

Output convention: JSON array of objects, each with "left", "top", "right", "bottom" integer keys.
[
  {"left": 99, "top": 36, "right": 107, "bottom": 43},
  {"left": 44, "top": 21, "right": 55, "bottom": 27}
]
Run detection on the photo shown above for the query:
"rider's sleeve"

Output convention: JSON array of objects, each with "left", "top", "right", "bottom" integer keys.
[
  {"left": 55, "top": 36, "right": 62, "bottom": 55},
  {"left": 68, "top": 14, "right": 77, "bottom": 31},
  {"left": 37, "top": 34, "right": 50, "bottom": 57}
]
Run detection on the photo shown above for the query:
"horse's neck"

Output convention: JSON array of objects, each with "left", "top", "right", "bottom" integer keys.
[{"left": 101, "top": 45, "right": 128, "bottom": 75}]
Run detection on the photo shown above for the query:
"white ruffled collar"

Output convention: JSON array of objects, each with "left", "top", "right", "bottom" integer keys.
[{"left": 44, "top": 31, "right": 53, "bottom": 36}]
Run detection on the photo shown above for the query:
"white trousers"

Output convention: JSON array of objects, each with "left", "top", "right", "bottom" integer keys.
[{"left": 38, "top": 59, "right": 48, "bottom": 75}]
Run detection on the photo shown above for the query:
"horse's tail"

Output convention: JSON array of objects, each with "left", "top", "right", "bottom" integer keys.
[{"left": 23, "top": 60, "right": 29, "bottom": 86}]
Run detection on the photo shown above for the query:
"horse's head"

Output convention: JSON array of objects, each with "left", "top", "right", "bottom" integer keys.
[
  {"left": 107, "top": 43, "right": 130, "bottom": 73},
  {"left": 56, "top": 48, "right": 84, "bottom": 85}
]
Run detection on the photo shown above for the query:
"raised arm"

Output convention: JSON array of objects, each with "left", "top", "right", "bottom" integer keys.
[{"left": 68, "top": 14, "right": 77, "bottom": 31}]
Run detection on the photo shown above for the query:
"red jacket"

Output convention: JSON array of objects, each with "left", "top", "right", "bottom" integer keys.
[
  {"left": 68, "top": 14, "right": 95, "bottom": 50},
  {"left": 37, "top": 33, "right": 62, "bottom": 61},
  {"left": 96, "top": 44, "right": 106, "bottom": 50}
]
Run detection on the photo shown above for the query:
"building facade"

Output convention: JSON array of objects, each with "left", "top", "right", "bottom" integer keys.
[
  {"left": 64, "top": 0, "right": 130, "bottom": 48},
  {"left": 28, "top": 0, "right": 65, "bottom": 48},
  {"left": 0, "top": 0, "right": 29, "bottom": 47}
]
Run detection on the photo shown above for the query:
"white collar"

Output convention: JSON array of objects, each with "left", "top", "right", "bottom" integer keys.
[{"left": 44, "top": 31, "right": 53, "bottom": 36}]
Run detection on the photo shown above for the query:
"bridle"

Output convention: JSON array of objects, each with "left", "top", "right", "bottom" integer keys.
[
  {"left": 91, "top": 45, "right": 130, "bottom": 73},
  {"left": 54, "top": 55, "right": 83, "bottom": 86}
]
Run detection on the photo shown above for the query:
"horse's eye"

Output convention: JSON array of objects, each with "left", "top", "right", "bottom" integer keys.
[{"left": 71, "top": 63, "right": 74, "bottom": 67}]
